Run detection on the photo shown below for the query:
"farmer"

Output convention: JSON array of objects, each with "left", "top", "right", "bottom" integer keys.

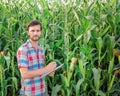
[{"left": 17, "top": 20, "right": 56, "bottom": 96}]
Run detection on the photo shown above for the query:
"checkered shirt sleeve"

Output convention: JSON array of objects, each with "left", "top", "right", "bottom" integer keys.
[{"left": 17, "top": 47, "right": 29, "bottom": 68}]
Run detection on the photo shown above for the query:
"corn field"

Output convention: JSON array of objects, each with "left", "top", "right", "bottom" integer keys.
[{"left": 0, "top": 0, "right": 120, "bottom": 96}]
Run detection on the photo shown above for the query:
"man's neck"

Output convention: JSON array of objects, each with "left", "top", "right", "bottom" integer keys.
[{"left": 30, "top": 39, "right": 38, "bottom": 51}]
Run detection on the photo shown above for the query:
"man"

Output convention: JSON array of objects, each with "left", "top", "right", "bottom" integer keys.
[{"left": 17, "top": 20, "right": 56, "bottom": 96}]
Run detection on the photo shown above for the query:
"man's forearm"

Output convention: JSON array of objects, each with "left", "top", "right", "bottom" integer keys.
[{"left": 20, "top": 67, "right": 48, "bottom": 79}]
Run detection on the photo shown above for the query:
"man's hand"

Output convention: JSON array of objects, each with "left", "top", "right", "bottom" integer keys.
[
  {"left": 46, "top": 62, "right": 56, "bottom": 76},
  {"left": 48, "top": 71, "right": 55, "bottom": 76}
]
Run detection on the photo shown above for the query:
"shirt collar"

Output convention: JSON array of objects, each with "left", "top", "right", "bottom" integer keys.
[{"left": 26, "top": 39, "right": 41, "bottom": 48}]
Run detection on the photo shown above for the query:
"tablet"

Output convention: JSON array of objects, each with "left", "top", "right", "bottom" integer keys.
[{"left": 41, "top": 63, "right": 64, "bottom": 77}]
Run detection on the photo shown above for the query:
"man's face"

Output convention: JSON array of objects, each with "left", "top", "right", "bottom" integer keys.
[{"left": 27, "top": 25, "right": 41, "bottom": 41}]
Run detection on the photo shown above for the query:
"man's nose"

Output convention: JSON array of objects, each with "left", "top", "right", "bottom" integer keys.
[{"left": 34, "top": 31, "right": 38, "bottom": 34}]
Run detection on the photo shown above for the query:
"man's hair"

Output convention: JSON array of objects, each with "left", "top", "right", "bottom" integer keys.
[{"left": 27, "top": 20, "right": 42, "bottom": 31}]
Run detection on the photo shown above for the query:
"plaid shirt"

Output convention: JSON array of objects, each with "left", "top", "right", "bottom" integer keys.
[{"left": 17, "top": 40, "right": 45, "bottom": 96}]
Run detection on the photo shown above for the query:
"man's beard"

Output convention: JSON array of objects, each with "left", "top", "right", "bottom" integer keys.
[{"left": 30, "top": 36, "right": 40, "bottom": 41}]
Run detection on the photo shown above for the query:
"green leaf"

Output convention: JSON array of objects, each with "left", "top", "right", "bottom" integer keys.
[
  {"left": 51, "top": 84, "right": 62, "bottom": 96},
  {"left": 97, "top": 90, "right": 106, "bottom": 96},
  {"left": 102, "top": 26, "right": 110, "bottom": 36},
  {"left": 96, "top": 37, "right": 103, "bottom": 51},
  {"left": 92, "top": 68, "right": 101, "bottom": 90},
  {"left": 55, "top": 37, "right": 64, "bottom": 47},
  {"left": 76, "top": 78, "right": 84, "bottom": 96}
]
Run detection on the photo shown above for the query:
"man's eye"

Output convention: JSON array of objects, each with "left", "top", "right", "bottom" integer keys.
[
  {"left": 31, "top": 30, "right": 35, "bottom": 32},
  {"left": 37, "top": 30, "right": 40, "bottom": 32}
]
